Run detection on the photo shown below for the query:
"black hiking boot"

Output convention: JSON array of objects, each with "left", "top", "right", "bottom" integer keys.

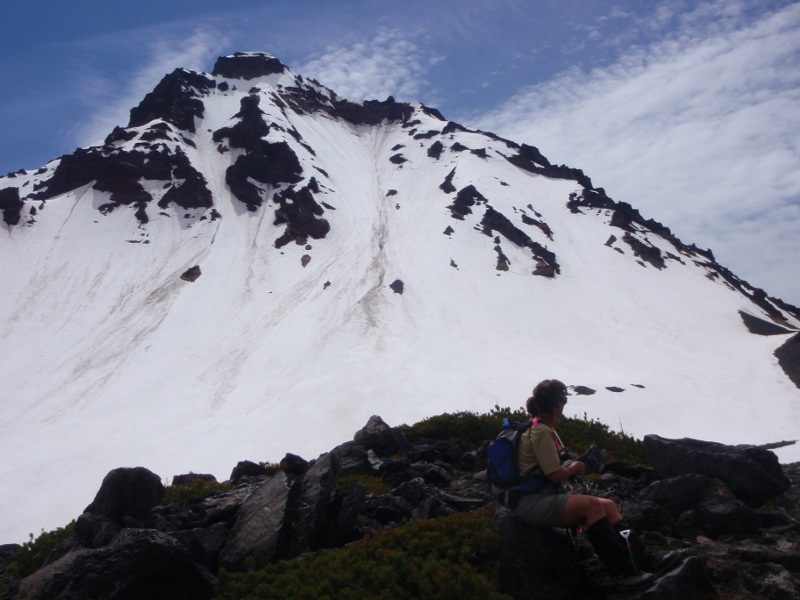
[
  {"left": 613, "top": 520, "right": 686, "bottom": 575},
  {"left": 587, "top": 518, "right": 656, "bottom": 591}
]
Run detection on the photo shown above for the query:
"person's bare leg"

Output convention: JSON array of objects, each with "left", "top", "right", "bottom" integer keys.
[{"left": 562, "top": 495, "right": 607, "bottom": 526}]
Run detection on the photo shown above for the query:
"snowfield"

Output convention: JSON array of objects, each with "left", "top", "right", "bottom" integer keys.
[{"left": 1, "top": 54, "right": 798, "bottom": 544}]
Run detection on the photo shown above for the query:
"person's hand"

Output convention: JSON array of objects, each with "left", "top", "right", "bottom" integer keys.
[{"left": 569, "top": 461, "right": 586, "bottom": 477}]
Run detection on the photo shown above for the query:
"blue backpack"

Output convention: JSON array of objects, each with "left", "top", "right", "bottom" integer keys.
[{"left": 487, "top": 418, "right": 548, "bottom": 507}]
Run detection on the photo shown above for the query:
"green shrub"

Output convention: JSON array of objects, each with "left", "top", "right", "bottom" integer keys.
[
  {"left": 555, "top": 412, "right": 644, "bottom": 463},
  {"left": 399, "top": 406, "right": 644, "bottom": 464},
  {"left": 4, "top": 520, "right": 76, "bottom": 578},
  {"left": 160, "top": 479, "right": 233, "bottom": 505},
  {"left": 399, "top": 405, "right": 527, "bottom": 448},
  {"left": 215, "top": 508, "right": 512, "bottom": 600}
]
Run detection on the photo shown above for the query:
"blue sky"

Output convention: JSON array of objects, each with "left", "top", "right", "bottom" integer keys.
[{"left": 2, "top": 0, "right": 799, "bottom": 307}]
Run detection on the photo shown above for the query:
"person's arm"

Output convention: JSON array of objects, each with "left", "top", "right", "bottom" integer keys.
[
  {"left": 546, "top": 460, "right": 585, "bottom": 483},
  {"left": 531, "top": 427, "right": 582, "bottom": 482}
]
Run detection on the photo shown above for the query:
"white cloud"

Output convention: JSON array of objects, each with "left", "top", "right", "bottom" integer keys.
[
  {"left": 472, "top": 1, "right": 800, "bottom": 305},
  {"left": 295, "top": 28, "right": 438, "bottom": 102},
  {"left": 72, "top": 27, "right": 227, "bottom": 147}
]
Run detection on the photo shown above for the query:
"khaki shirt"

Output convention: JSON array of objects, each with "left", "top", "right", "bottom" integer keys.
[{"left": 518, "top": 421, "right": 562, "bottom": 477}]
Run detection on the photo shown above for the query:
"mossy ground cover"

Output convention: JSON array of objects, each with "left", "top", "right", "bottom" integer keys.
[{"left": 215, "top": 508, "right": 511, "bottom": 600}]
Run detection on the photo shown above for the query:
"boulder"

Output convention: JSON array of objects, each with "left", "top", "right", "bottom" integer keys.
[
  {"left": 353, "top": 415, "right": 412, "bottom": 457},
  {"left": 279, "top": 453, "right": 309, "bottom": 475},
  {"left": 643, "top": 435, "right": 790, "bottom": 506},
  {"left": 169, "top": 522, "right": 228, "bottom": 571},
  {"left": 698, "top": 500, "right": 759, "bottom": 537},
  {"left": 410, "top": 460, "right": 453, "bottom": 486},
  {"left": 736, "top": 561, "right": 800, "bottom": 599},
  {"left": 84, "top": 467, "right": 165, "bottom": 526},
  {"left": 285, "top": 452, "right": 338, "bottom": 557},
  {"left": 460, "top": 439, "right": 489, "bottom": 471},
  {"left": 363, "top": 494, "right": 413, "bottom": 525},
  {"left": 17, "top": 529, "right": 216, "bottom": 600},
  {"left": 412, "top": 496, "right": 456, "bottom": 520},
  {"left": 75, "top": 513, "right": 122, "bottom": 548},
  {"left": 229, "top": 460, "right": 268, "bottom": 482},
  {"left": 628, "top": 556, "right": 715, "bottom": 599},
  {"left": 319, "top": 482, "right": 368, "bottom": 549},
  {"left": 390, "top": 477, "right": 431, "bottom": 507},
  {"left": 494, "top": 510, "right": 582, "bottom": 599},
  {"left": 330, "top": 441, "right": 372, "bottom": 476},
  {"left": 407, "top": 439, "right": 464, "bottom": 466},
  {"left": 639, "top": 473, "right": 735, "bottom": 517},
  {"left": 219, "top": 471, "right": 292, "bottom": 570}
]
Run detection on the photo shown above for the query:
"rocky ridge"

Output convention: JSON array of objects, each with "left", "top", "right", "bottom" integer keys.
[
  {"left": 1, "top": 416, "right": 797, "bottom": 600},
  {"left": 2, "top": 52, "right": 797, "bottom": 324}
]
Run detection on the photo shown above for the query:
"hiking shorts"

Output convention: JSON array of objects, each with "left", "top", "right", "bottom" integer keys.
[{"left": 514, "top": 488, "right": 568, "bottom": 528}]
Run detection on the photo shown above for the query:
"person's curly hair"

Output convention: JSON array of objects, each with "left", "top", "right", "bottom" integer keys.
[{"left": 526, "top": 379, "right": 568, "bottom": 417}]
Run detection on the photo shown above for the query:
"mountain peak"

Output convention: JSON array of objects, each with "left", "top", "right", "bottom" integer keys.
[
  {"left": 211, "top": 52, "right": 288, "bottom": 80},
  {"left": 1, "top": 50, "right": 799, "bottom": 545}
]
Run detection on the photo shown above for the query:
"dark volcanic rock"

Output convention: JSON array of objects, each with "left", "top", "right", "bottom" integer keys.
[
  {"left": 75, "top": 513, "right": 122, "bottom": 549},
  {"left": 285, "top": 452, "right": 338, "bottom": 557},
  {"left": 180, "top": 266, "right": 202, "bottom": 282},
  {"left": 448, "top": 184, "right": 486, "bottom": 219},
  {"left": 643, "top": 435, "right": 790, "bottom": 507},
  {"left": 775, "top": 332, "right": 800, "bottom": 390},
  {"left": 219, "top": 471, "right": 293, "bottom": 570},
  {"left": 353, "top": 415, "right": 412, "bottom": 457},
  {"left": 212, "top": 53, "right": 288, "bottom": 80},
  {"left": 494, "top": 509, "right": 582, "bottom": 599},
  {"left": 273, "top": 178, "right": 329, "bottom": 247},
  {"left": 481, "top": 206, "right": 560, "bottom": 277},
  {"left": 331, "top": 96, "right": 415, "bottom": 126},
  {"left": 84, "top": 467, "right": 165, "bottom": 526},
  {"left": 739, "top": 310, "right": 794, "bottom": 336},
  {"left": 0, "top": 187, "right": 23, "bottom": 226},
  {"left": 440, "top": 167, "right": 457, "bottom": 193},
  {"left": 639, "top": 473, "right": 735, "bottom": 517},
  {"left": 319, "top": 483, "right": 368, "bottom": 549},
  {"left": 227, "top": 142, "right": 303, "bottom": 210},
  {"left": 169, "top": 522, "right": 228, "bottom": 571},
  {"left": 31, "top": 144, "right": 212, "bottom": 222},
  {"left": 330, "top": 441, "right": 371, "bottom": 477},
  {"left": 635, "top": 556, "right": 716, "bottom": 599},
  {"left": 129, "top": 68, "right": 216, "bottom": 132},
  {"left": 427, "top": 140, "right": 444, "bottom": 159},
  {"left": 17, "top": 529, "right": 216, "bottom": 600},
  {"left": 229, "top": 460, "right": 269, "bottom": 482},
  {"left": 624, "top": 232, "right": 666, "bottom": 269},
  {"left": 212, "top": 94, "right": 271, "bottom": 149},
  {"left": 212, "top": 94, "right": 304, "bottom": 212}
]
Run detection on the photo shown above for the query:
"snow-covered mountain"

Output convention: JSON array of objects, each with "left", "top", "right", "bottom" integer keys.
[{"left": 2, "top": 52, "right": 798, "bottom": 544}]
